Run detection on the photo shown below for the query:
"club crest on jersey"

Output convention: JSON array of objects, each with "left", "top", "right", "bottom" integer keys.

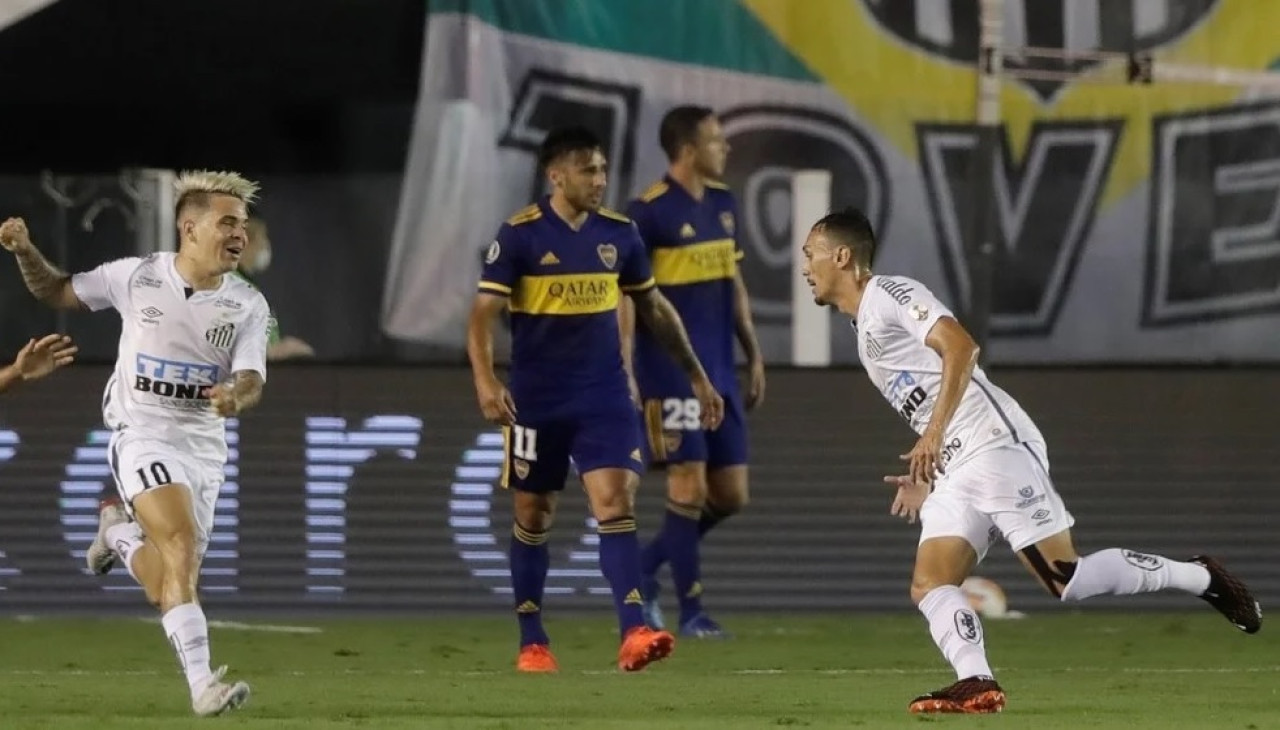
[
  {"left": 205, "top": 322, "right": 236, "bottom": 349},
  {"left": 596, "top": 243, "right": 618, "bottom": 269},
  {"left": 720, "top": 211, "right": 735, "bottom": 235}
]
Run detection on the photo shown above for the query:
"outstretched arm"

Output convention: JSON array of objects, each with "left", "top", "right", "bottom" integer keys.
[{"left": 0, "top": 218, "right": 84, "bottom": 310}]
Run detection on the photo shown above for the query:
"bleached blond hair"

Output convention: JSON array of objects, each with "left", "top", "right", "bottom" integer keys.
[{"left": 174, "top": 169, "right": 260, "bottom": 217}]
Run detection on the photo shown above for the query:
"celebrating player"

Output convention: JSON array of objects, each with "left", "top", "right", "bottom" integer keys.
[
  {"left": 799, "top": 207, "right": 1261, "bottom": 714},
  {"left": 0, "top": 334, "right": 78, "bottom": 393},
  {"left": 0, "top": 170, "right": 272, "bottom": 717},
  {"left": 467, "top": 126, "right": 724, "bottom": 673},
  {"left": 620, "top": 105, "right": 764, "bottom": 638}
]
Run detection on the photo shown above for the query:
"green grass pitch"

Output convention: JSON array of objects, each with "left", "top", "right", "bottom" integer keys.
[{"left": 0, "top": 612, "right": 1273, "bottom": 729}]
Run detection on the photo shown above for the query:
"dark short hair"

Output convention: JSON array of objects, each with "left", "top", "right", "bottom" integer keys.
[
  {"left": 659, "top": 105, "right": 715, "bottom": 161},
  {"left": 538, "top": 126, "right": 603, "bottom": 170},
  {"left": 812, "top": 207, "right": 877, "bottom": 268}
]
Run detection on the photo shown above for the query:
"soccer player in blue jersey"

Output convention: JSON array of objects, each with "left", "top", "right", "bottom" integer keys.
[
  {"left": 620, "top": 106, "right": 764, "bottom": 638},
  {"left": 467, "top": 126, "right": 725, "bottom": 673}
]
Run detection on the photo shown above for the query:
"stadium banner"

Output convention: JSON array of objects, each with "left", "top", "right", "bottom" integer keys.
[
  {"left": 384, "top": 0, "right": 1280, "bottom": 364},
  {"left": 0, "top": 366, "right": 1275, "bottom": 615}
]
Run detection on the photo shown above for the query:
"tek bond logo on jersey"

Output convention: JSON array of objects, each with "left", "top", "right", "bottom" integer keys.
[
  {"left": 886, "top": 371, "right": 926, "bottom": 422},
  {"left": 134, "top": 353, "right": 220, "bottom": 409}
]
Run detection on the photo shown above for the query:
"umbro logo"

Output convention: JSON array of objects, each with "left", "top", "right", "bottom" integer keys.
[
  {"left": 141, "top": 307, "right": 163, "bottom": 318},
  {"left": 538, "top": 251, "right": 560, "bottom": 266}
]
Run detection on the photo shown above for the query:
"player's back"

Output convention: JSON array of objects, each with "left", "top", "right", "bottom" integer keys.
[
  {"left": 479, "top": 198, "right": 655, "bottom": 418},
  {"left": 627, "top": 177, "right": 740, "bottom": 395},
  {"left": 71, "top": 252, "right": 271, "bottom": 463},
  {"left": 853, "top": 275, "right": 1044, "bottom": 469}
]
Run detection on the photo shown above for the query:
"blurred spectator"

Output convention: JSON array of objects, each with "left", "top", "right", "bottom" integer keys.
[{"left": 236, "top": 217, "right": 315, "bottom": 361}]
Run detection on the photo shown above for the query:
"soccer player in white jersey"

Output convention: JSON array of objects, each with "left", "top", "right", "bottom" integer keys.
[
  {"left": 0, "top": 170, "right": 272, "bottom": 717},
  {"left": 799, "top": 208, "right": 1261, "bottom": 715}
]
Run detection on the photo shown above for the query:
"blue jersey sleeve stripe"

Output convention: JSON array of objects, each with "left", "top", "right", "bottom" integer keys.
[
  {"left": 478, "top": 281, "right": 512, "bottom": 296},
  {"left": 619, "top": 277, "right": 656, "bottom": 293}
]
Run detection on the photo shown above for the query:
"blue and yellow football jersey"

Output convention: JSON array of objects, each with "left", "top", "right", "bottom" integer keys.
[
  {"left": 626, "top": 175, "right": 742, "bottom": 396},
  {"left": 478, "top": 197, "right": 656, "bottom": 417}
]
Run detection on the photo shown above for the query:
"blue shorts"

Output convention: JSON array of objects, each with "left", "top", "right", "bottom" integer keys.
[
  {"left": 640, "top": 388, "right": 748, "bottom": 469},
  {"left": 501, "top": 406, "right": 645, "bottom": 493}
]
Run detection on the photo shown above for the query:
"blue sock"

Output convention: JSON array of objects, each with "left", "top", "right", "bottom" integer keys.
[
  {"left": 698, "top": 503, "right": 732, "bottom": 537},
  {"left": 597, "top": 516, "right": 646, "bottom": 637},
  {"left": 510, "top": 522, "right": 550, "bottom": 647},
  {"left": 661, "top": 501, "right": 705, "bottom": 623},
  {"left": 640, "top": 533, "right": 665, "bottom": 579}
]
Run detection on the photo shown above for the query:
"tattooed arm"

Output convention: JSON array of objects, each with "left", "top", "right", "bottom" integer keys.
[
  {"left": 0, "top": 218, "right": 83, "bottom": 310},
  {"left": 627, "top": 287, "right": 724, "bottom": 429}
]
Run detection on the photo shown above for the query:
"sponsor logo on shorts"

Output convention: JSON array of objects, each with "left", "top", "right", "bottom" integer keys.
[{"left": 1015, "top": 485, "right": 1046, "bottom": 510}]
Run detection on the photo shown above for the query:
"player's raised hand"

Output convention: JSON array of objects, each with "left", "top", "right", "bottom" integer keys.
[
  {"left": 901, "top": 428, "right": 945, "bottom": 486},
  {"left": 13, "top": 334, "right": 77, "bottom": 380},
  {"left": 204, "top": 383, "right": 240, "bottom": 417},
  {"left": 475, "top": 375, "right": 517, "bottom": 426},
  {"left": 0, "top": 217, "right": 33, "bottom": 253},
  {"left": 690, "top": 373, "right": 724, "bottom": 430},
  {"left": 884, "top": 474, "right": 929, "bottom": 525},
  {"left": 745, "top": 358, "right": 766, "bottom": 410}
]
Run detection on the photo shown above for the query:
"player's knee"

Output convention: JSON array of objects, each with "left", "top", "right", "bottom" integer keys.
[
  {"left": 706, "top": 467, "right": 748, "bottom": 514},
  {"left": 909, "top": 574, "right": 958, "bottom": 606},
  {"left": 589, "top": 487, "right": 633, "bottom": 522},
  {"left": 666, "top": 464, "right": 707, "bottom": 506},
  {"left": 513, "top": 492, "right": 556, "bottom": 532}
]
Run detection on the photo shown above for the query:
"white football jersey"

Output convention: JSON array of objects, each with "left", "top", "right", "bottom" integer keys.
[
  {"left": 71, "top": 252, "right": 271, "bottom": 464},
  {"left": 852, "top": 275, "right": 1043, "bottom": 471}
]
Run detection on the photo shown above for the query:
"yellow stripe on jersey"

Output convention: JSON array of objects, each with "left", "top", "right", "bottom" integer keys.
[
  {"left": 596, "top": 207, "right": 631, "bottom": 223},
  {"left": 506, "top": 204, "right": 542, "bottom": 226},
  {"left": 510, "top": 272, "right": 620, "bottom": 315},
  {"left": 651, "top": 238, "right": 737, "bottom": 286},
  {"left": 639, "top": 181, "right": 669, "bottom": 202},
  {"left": 620, "top": 276, "right": 656, "bottom": 293},
  {"left": 705, "top": 180, "right": 730, "bottom": 190},
  {"left": 478, "top": 281, "right": 513, "bottom": 296}
]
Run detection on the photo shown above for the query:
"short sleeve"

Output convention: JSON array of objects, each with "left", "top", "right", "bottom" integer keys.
[
  {"left": 478, "top": 224, "right": 523, "bottom": 297},
  {"left": 70, "top": 257, "right": 143, "bottom": 312},
  {"left": 625, "top": 199, "right": 655, "bottom": 253},
  {"left": 618, "top": 222, "right": 655, "bottom": 293},
  {"left": 726, "top": 196, "right": 745, "bottom": 262},
  {"left": 877, "top": 279, "right": 953, "bottom": 344},
  {"left": 231, "top": 295, "right": 271, "bottom": 382}
]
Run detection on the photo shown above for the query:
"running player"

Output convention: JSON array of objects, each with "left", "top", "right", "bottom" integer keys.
[
  {"left": 799, "top": 207, "right": 1261, "bottom": 714},
  {"left": 0, "top": 170, "right": 272, "bottom": 716},
  {"left": 621, "top": 105, "right": 764, "bottom": 638},
  {"left": 0, "top": 334, "right": 77, "bottom": 393},
  {"left": 468, "top": 126, "right": 724, "bottom": 673}
]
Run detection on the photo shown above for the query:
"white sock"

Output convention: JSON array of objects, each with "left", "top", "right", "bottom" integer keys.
[
  {"left": 918, "top": 585, "right": 993, "bottom": 680},
  {"left": 105, "top": 521, "right": 145, "bottom": 581},
  {"left": 1061, "top": 548, "right": 1211, "bottom": 601},
  {"left": 160, "top": 602, "right": 214, "bottom": 698}
]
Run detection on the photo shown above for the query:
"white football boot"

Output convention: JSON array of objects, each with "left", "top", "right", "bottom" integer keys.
[
  {"left": 192, "top": 665, "right": 251, "bottom": 716},
  {"left": 85, "top": 497, "right": 129, "bottom": 574}
]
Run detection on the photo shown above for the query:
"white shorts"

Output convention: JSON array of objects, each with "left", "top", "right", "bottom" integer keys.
[
  {"left": 918, "top": 441, "right": 1074, "bottom": 563},
  {"left": 107, "top": 429, "right": 225, "bottom": 557}
]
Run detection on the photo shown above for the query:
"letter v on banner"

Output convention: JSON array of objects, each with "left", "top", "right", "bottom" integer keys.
[{"left": 916, "top": 121, "right": 1121, "bottom": 337}]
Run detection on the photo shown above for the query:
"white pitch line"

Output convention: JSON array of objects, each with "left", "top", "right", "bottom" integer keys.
[
  {"left": 135, "top": 617, "right": 322, "bottom": 634},
  {"left": 1, "top": 666, "right": 1278, "bottom": 678}
]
